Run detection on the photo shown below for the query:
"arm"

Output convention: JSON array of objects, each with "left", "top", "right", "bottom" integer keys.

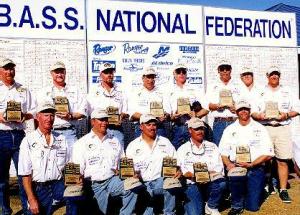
[
  {"left": 23, "top": 175, "right": 39, "bottom": 214},
  {"left": 221, "top": 155, "right": 236, "bottom": 171},
  {"left": 238, "top": 155, "right": 272, "bottom": 169}
]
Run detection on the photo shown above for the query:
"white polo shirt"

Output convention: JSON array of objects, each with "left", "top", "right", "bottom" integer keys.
[
  {"left": 206, "top": 79, "right": 240, "bottom": 118},
  {"left": 18, "top": 129, "right": 70, "bottom": 182},
  {"left": 87, "top": 83, "right": 127, "bottom": 116},
  {"left": 237, "top": 82, "right": 263, "bottom": 105},
  {"left": 37, "top": 85, "right": 87, "bottom": 129},
  {"left": 177, "top": 139, "right": 224, "bottom": 183},
  {"left": 126, "top": 135, "right": 176, "bottom": 182},
  {"left": 252, "top": 85, "right": 296, "bottom": 125},
  {"left": 219, "top": 119, "right": 274, "bottom": 162},
  {"left": 168, "top": 84, "right": 208, "bottom": 114},
  {"left": 127, "top": 87, "right": 171, "bottom": 117},
  {"left": 0, "top": 82, "right": 35, "bottom": 130},
  {"left": 72, "top": 130, "right": 124, "bottom": 181}
]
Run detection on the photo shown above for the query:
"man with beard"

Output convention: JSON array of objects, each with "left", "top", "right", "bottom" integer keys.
[{"left": 0, "top": 58, "right": 35, "bottom": 215}]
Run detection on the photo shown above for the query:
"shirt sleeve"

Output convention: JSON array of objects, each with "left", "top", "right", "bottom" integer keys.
[
  {"left": 72, "top": 140, "right": 86, "bottom": 175},
  {"left": 18, "top": 137, "right": 32, "bottom": 176}
]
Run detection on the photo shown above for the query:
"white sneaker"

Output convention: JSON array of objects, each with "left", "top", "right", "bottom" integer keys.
[{"left": 205, "top": 203, "right": 221, "bottom": 215}]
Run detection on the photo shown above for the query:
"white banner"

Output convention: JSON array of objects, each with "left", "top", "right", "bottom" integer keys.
[{"left": 204, "top": 7, "right": 297, "bottom": 47}]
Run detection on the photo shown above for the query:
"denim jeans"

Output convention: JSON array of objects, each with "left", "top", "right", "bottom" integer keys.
[
  {"left": 212, "top": 120, "right": 234, "bottom": 146},
  {"left": 91, "top": 176, "right": 137, "bottom": 215},
  {"left": 33, "top": 179, "right": 72, "bottom": 215},
  {"left": 142, "top": 177, "right": 176, "bottom": 215},
  {"left": 184, "top": 178, "right": 226, "bottom": 215},
  {"left": 228, "top": 166, "right": 265, "bottom": 211},
  {"left": 0, "top": 130, "right": 29, "bottom": 215},
  {"left": 172, "top": 124, "right": 190, "bottom": 150}
]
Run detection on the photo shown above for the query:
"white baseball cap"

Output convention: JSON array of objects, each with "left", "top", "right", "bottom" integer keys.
[
  {"left": 266, "top": 66, "right": 280, "bottom": 76},
  {"left": 0, "top": 58, "right": 15, "bottom": 68},
  {"left": 142, "top": 67, "right": 156, "bottom": 76},
  {"left": 99, "top": 62, "right": 115, "bottom": 73},
  {"left": 91, "top": 109, "right": 109, "bottom": 119},
  {"left": 240, "top": 67, "right": 253, "bottom": 75},
  {"left": 235, "top": 99, "right": 251, "bottom": 111},
  {"left": 36, "top": 100, "right": 56, "bottom": 113},
  {"left": 187, "top": 117, "right": 206, "bottom": 129},
  {"left": 139, "top": 114, "right": 157, "bottom": 124},
  {"left": 174, "top": 63, "right": 187, "bottom": 71},
  {"left": 50, "top": 61, "right": 66, "bottom": 71}
]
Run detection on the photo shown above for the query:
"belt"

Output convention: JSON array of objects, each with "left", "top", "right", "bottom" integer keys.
[
  {"left": 53, "top": 126, "right": 74, "bottom": 131},
  {"left": 34, "top": 180, "right": 60, "bottom": 186},
  {"left": 264, "top": 123, "right": 283, "bottom": 127},
  {"left": 92, "top": 179, "right": 108, "bottom": 184},
  {"left": 214, "top": 117, "right": 236, "bottom": 122}
]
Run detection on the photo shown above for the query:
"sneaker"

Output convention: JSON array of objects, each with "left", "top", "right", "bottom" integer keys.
[
  {"left": 279, "top": 190, "right": 292, "bottom": 203},
  {"left": 268, "top": 185, "right": 277, "bottom": 195},
  {"left": 228, "top": 208, "right": 243, "bottom": 215},
  {"left": 205, "top": 203, "right": 221, "bottom": 215}
]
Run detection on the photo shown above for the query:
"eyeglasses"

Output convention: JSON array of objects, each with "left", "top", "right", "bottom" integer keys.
[{"left": 175, "top": 69, "right": 187, "bottom": 75}]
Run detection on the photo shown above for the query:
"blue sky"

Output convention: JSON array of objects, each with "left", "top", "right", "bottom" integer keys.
[{"left": 113, "top": 0, "right": 300, "bottom": 11}]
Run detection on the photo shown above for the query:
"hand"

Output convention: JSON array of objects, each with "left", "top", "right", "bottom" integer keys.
[
  {"left": 236, "top": 162, "right": 252, "bottom": 169},
  {"left": 258, "top": 112, "right": 267, "bottom": 121},
  {"left": 172, "top": 112, "right": 181, "bottom": 120},
  {"left": 277, "top": 112, "right": 288, "bottom": 121},
  {"left": 183, "top": 171, "right": 193, "bottom": 180},
  {"left": 56, "top": 112, "right": 72, "bottom": 120},
  {"left": 0, "top": 112, "right": 8, "bottom": 123},
  {"left": 229, "top": 105, "right": 236, "bottom": 113},
  {"left": 216, "top": 104, "right": 226, "bottom": 111},
  {"left": 28, "top": 198, "right": 39, "bottom": 214},
  {"left": 133, "top": 170, "right": 141, "bottom": 180},
  {"left": 111, "top": 168, "right": 119, "bottom": 176},
  {"left": 226, "top": 162, "right": 236, "bottom": 171},
  {"left": 174, "top": 167, "right": 182, "bottom": 179},
  {"left": 157, "top": 115, "right": 166, "bottom": 122}
]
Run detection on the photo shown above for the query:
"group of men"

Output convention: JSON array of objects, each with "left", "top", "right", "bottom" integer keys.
[{"left": 0, "top": 56, "right": 299, "bottom": 215}]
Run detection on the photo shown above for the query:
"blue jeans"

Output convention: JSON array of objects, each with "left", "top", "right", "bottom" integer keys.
[
  {"left": 228, "top": 166, "right": 265, "bottom": 211},
  {"left": 134, "top": 123, "right": 167, "bottom": 139},
  {"left": 212, "top": 120, "right": 234, "bottom": 146},
  {"left": 172, "top": 124, "right": 190, "bottom": 150},
  {"left": 0, "top": 130, "right": 29, "bottom": 215},
  {"left": 184, "top": 178, "right": 226, "bottom": 215},
  {"left": 142, "top": 177, "right": 176, "bottom": 215},
  {"left": 91, "top": 176, "right": 137, "bottom": 215},
  {"left": 54, "top": 128, "right": 77, "bottom": 151},
  {"left": 33, "top": 179, "right": 71, "bottom": 215}
]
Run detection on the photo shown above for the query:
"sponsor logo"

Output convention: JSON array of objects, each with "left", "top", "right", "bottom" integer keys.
[
  {"left": 151, "top": 61, "right": 173, "bottom": 66},
  {"left": 123, "top": 43, "right": 149, "bottom": 54},
  {"left": 153, "top": 45, "right": 170, "bottom": 59},
  {"left": 92, "top": 75, "right": 122, "bottom": 83},
  {"left": 92, "top": 60, "right": 115, "bottom": 73},
  {"left": 124, "top": 63, "right": 143, "bottom": 72},
  {"left": 93, "top": 44, "right": 116, "bottom": 55},
  {"left": 179, "top": 46, "right": 199, "bottom": 54}
]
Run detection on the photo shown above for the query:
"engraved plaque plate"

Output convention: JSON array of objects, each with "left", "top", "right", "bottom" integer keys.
[
  {"left": 236, "top": 146, "right": 251, "bottom": 163},
  {"left": 120, "top": 157, "right": 134, "bottom": 180},
  {"left": 54, "top": 96, "right": 69, "bottom": 113},
  {"left": 194, "top": 162, "right": 210, "bottom": 183},
  {"left": 177, "top": 98, "right": 190, "bottom": 114},
  {"left": 162, "top": 157, "right": 177, "bottom": 178},
  {"left": 150, "top": 101, "right": 164, "bottom": 118},
  {"left": 6, "top": 101, "right": 22, "bottom": 121},
  {"left": 219, "top": 90, "right": 233, "bottom": 107},
  {"left": 265, "top": 101, "right": 279, "bottom": 119},
  {"left": 64, "top": 163, "right": 81, "bottom": 186},
  {"left": 107, "top": 106, "right": 120, "bottom": 125}
]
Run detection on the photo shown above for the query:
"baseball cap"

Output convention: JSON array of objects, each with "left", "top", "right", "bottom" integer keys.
[
  {"left": 187, "top": 117, "right": 206, "bottom": 129},
  {"left": 50, "top": 61, "right": 66, "bottom": 71},
  {"left": 91, "top": 109, "right": 109, "bottom": 119},
  {"left": 139, "top": 114, "right": 158, "bottom": 124},
  {"left": 163, "top": 178, "right": 182, "bottom": 190},
  {"left": 36, "top": 100, "right": 56, "bottom": 113},
  {"left": 142, "top": 67, "right": 156, "bottom": 76},
  {"left": 266, "top": 66, "right": 280, "bottom": 76},
  {"left": 235, "top": 99, "right": 251, "bottom": 111},
  {"left": 0, "top": 58, "right": 16, "bottom": 68},
  {"left": 124, "top": 177, "right": 143, "bottom": 191},
  {"left": 240, "top": 67, "right": 253, "bottom": 75},
  {"left": 99, "top": 62, "right": 115, "bottom": 73},
  {"left": 174, "top": 63, "right": 187, "bottom": 71},
  {"left": 217, "top": 59, "right": 232, "bottom": 71}
]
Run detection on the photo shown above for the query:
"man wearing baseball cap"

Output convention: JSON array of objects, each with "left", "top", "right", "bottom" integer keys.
[
  {"left": 0, "top": 57, "right": 35, "bottom": 215},
  {"left": 18, "top": 100, "right": 72, "bottom": 214},
  {"left": 36, "top": 61, "right": 87, "bottom": 150},
  {"left": 252, "top": 66, "right": 299, "bottom": 203},
  {"left": 87, "top": 62, "right": 128, "bottom": 146},
  {"left": 219, "top": 100, "right": 274, "bottom": 214},
  {"left": 128, "top": 67, "right": 171, "bottom": 140},
  {"left": 126, "top": 114, "right": 180, "bottom": 214},
  {"left": 72, "top": 109, "right": 137, "bottom": 214},
  {"left": 168, "top": 64, "right": 209, "bottom": 149},
  {"left": 177, "top": 117, "right": 226, "bottom": 215}
]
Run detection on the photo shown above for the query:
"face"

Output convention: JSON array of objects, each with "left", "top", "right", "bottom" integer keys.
[
  {"left": 236, "top": 108, "right": 251, "bottom": 121},
  {"left": 36, "top": 112, "right": 55, "bottom": 131},
  {"left": 100, "top": 69, "right": 114, "bottom": 84},
  {"left": 174, "top": 68, "right": 187, "bottom": 84},
  {"left": 51, "top": 69, "right": 66, "bottom": 84},
  {"left": 142, "top": 74, "right": 156, "bottom": 90},
  {"left": 218, "top": 69, "right": 231, "bottom": 83},
  {"left": 189, "top": 127, "right": 205, "bottom": 143},
  {"left": 268, "top": 74, "right": 280, "bottom": 88},
  {"left": 91, "top": 118, "right": 109, "bottom": 134},
  {"left": 0, "top": 65, "right": 15, "bottom": 84},
  {"left": 140, "top": 121, "right": 157, "bottom": 139},
  {"left": 240, "top": 73, "right": 253, "bottom": 87}
]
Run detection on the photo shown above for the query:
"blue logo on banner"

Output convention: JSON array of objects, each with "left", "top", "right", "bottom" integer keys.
[
  {"left": 92, "top": 75, "right": 122, "bottom": 83},
  {"left": 179, "top": 46, "right": 199, "bottom": 54},
  {"left": 124, "top": 64, "right": 143, "bottom": 72},
  {"left": 92, "top": 60, "right": 115, "bottom": 73},
  {"left": 153, "top": 45, "right": 170, "bottom": 59},
  {"left": 123, "top": 43, "right": 149, "bottom": 54},
  {"left": 93, "top": 44, "right": 116, "bottom": 55}
]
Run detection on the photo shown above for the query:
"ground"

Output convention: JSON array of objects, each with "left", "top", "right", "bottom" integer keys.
[{"left": 9, "top": 174, "right": 300, "bottom": 215}]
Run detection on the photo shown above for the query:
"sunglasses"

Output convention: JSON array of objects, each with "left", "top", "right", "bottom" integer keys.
[
  {"left": 192, "top": 127, "right": 205, "bottom": 131},
  {"left": 175, "top": 69, "right": 187, "bottom": 75},
  {"left": 144, "top": 74, "right": 156, "bottom": 79},
  {"left": 241, "top": 72, "right": 253, "bottom": 77}
]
